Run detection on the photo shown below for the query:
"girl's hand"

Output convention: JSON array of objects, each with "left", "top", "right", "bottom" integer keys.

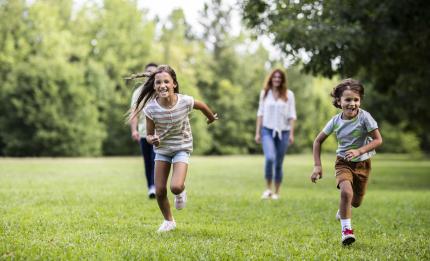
[
  {"left": 207, "top": 113, "right": 218, "bottom": 125},
  {"left": 345, "top": 149, "right": 360, "bottom": 161},
  {"left": 310, "top": 166, "right": 323, "bottom": 183},
  {"left": 255, "top": 133, "right": 261, "bottom": 144},
  {"left": 147, "top": 135, "right": 160, "bottom": 146}
]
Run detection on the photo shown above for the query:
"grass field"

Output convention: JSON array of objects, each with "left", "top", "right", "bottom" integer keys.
[{"left": 0, "top": 154, "right": 429, "bottom": 260}]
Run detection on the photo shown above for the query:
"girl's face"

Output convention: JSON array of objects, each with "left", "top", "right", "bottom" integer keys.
[
  {"left": 338, "top": 89, "right": 361, "bottom": 119},
  {"left": 154, "top": 71, "right": 176, "bottom": 98},
  {"left": 271, "top": 72, "right": 283, "bottom": 88}
]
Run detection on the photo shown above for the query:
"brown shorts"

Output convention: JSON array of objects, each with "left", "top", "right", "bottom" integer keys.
[{"left": 335, "top": 156, "right": 371, "bottom": 199}]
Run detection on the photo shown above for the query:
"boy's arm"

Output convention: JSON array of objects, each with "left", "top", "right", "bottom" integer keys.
[
  {"left": 193, "top": 100, "right": 218, "bottom": 124},
  {"left": 345, "top": 128, "right": 383, "bottom": 161},
  {"left": 145, "top": 116, "right": 159, "bottom": 146},
  {"left": 311, "top": 131, "right": 328, "bottom": 183},
  {"left": 130, "top": 113, "right": 140, "bottom": 142}
]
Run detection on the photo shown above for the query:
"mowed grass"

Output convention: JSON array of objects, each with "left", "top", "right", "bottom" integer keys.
[{"left": 0, "top": 154, "right": 429, "bottom": 260}]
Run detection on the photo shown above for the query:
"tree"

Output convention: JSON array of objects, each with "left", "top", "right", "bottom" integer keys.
[{"left": 242, "top": 0, "right": 430, "bottom": 151}]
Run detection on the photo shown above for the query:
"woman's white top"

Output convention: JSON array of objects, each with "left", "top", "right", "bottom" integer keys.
[{"left": 257, "top": 89, "right": 297, "bottom": 138}]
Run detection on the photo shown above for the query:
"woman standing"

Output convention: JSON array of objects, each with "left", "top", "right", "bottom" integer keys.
[{"left": 255, "top": 69, "right": 296, "bottom": 200}]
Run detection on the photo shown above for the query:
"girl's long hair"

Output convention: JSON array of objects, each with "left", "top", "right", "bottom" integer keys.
[
  {"left": 129, "top": 65, "right": 180, "bottom": 120},
  {"left": 262, "top": 69, "right": 288, "bottom": 101}
]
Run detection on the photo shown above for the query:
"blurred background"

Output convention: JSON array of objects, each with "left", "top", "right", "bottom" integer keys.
[{"left": 0, "top": 0, "right": 428, "bottom": 157}]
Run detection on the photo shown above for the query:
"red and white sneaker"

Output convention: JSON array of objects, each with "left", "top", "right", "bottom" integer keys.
[{"left": 341, "top": 228, "right": 356, "bottom": 245}]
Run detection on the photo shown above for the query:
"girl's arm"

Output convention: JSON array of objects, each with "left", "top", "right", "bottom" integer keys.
[
  {"left": 193, "top": 100, "right": 218, "bottom": 124},
  {"left": 255, "top": 116, "right": 263, "bottom": 144},
  {"left": 311, "top": 131, "right": 328, "bottom": 183},
  {"left": 145, "top": 116, "right": 159, "bottom": 146},
  {"left": 345, "top": 128, "right": 383, "bottom": 161}
]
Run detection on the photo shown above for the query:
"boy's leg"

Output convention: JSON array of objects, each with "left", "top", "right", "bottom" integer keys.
[
  {"left": 154, "top": 160, "right": 173, "bottom": 221},
  {"left": 351, "top": 159, "right": 371, "bottom": 208},
  {"left": 339, "top": 181, "right": 353, "bottom": 218},
  {"left": 140, "top": 138, "right": 155, "bottom": 188}
]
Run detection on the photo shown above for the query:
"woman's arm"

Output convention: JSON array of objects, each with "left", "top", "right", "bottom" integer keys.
[
  {"left": 288, "top": 119, "right": 295, "bottom": 144},
  {"left": 193, "top": 100, "right": 218, "bottom": 124},
  {"left": 255, "top": 116, "right": 263, "bottom": 144}
]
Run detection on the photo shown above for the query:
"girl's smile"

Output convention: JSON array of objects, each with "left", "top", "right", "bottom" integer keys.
[
  {"left": 154, "top": 72, "right": 176, "bottom": 98},
  {"left": 338, "top": 90, "right": 361, "bottom": 119}
]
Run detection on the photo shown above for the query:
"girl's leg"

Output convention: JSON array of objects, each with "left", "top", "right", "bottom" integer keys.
[
  {"left": 339, "top": 180, "right": 353, "bottom": 219},
  {"left": 154, "top": 160, "right": 173, "bottom": 221},
  {"left": 170, "top": 162, "right": 188, "bottom": 194},
  {"left": 261, "top": 129, "right": 276, "bottom": 190},
  {"left": 273, "top": 131, "right": 290, "bottom": 194}
]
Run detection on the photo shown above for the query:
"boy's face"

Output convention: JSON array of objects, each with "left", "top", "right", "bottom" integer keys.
[
  {"left": 338, "top": 89, "right": 361, "bottom": 119},
  {"left": 154, "top": 71, "right": 176, "bottom": 98},
  {"left": 145, "top": 66, "right": 157, "bottom": 74}
]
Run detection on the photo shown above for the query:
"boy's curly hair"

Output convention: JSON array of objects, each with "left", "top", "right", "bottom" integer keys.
[{"left": 331, "top": 78, "right": 364, "bottom": 109}]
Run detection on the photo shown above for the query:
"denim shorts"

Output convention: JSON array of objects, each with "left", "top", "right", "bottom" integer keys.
[{"left": 155, "top": 151, "right": 190, "bottom": 164}]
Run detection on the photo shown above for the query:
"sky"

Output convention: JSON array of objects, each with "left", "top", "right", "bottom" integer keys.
[{"left": 138, "top": 0, "right": 242, "bottom": 37}]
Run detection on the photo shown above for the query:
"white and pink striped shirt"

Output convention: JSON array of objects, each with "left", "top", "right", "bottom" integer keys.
[{"left": 144, "top": 94, "right": 194, "bottom": 155}]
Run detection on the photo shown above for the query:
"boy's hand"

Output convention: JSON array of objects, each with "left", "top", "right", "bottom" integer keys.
[
  {"left": 345, "top": 149, "right": 360, "bottom": 161},
  {"left": 131, "top": 130, "right": 140, "bottom": 142},
  {"left": 207, "top": 113, "right": 218, "bottom": 125},
  {"left": 311, "top": 166, "right": 323, "bottom": 183}
]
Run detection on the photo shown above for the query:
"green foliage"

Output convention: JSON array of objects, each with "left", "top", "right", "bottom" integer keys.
[
  {"left": 242, "top": 0, "right": 430, "bottom": 151},
  {"left": 0, "top": 155, "right": 429, "bottom": 258},
  {"left": 378, "top": 122, "right": 422, "bottom": 155},
  {"left": 0, "top": 0, "right": 425, "bottom": 156}
]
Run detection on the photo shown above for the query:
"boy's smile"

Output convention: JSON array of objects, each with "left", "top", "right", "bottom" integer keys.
[{"left": 338, "top": 90, "right": 361, "bottom": 119}]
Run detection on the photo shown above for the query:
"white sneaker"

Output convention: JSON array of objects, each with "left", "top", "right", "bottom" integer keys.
[
  {"left": 148, "top": 186, "right": 156, "bottom": 199},
  {"left": 174, "top": 190, "right": 187, "bottom": 210},
  {"left": 157, "top": 220, "right": 176, "bottom": 233},
  {"left": 336, "top": 209, "right": 341, "bottom": 221},
  {"left": 271, "top": 193, "right": 279, "bottom": 200},
  {"left": 261, "top": 189, "right": 272, "bottom": 199}
]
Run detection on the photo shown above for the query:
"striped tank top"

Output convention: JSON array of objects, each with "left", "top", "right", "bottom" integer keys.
[{"left": 143, "top": 94, "right": 194, "bottom": 155}]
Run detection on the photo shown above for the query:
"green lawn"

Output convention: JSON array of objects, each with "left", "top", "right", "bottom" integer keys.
[{"left": 0, "top": 154, "right": 429, "bottom": 260}]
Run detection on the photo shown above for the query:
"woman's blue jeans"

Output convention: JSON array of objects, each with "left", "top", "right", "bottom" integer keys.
[
  {"left": 261, "top": 127, "right": 290, "bottom": 183},
  {"left": 140, "top": 138, "right": 155, "bottom": 188}
]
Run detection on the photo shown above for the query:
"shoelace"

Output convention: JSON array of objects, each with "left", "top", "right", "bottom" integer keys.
[{"left": 342, "top": 228, "right": 354, "bottom": 235}]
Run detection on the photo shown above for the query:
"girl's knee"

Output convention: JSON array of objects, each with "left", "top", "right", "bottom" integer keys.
[{"left": 170, "top": 184, "right": 184, "bottom": 195}]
